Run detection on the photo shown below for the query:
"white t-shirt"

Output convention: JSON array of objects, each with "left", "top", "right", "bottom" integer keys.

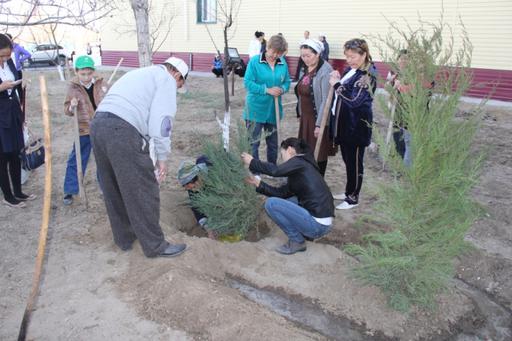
[
  {"left": 0, "top": 61, "right": 16, "bottom": 95},
  {"left": 248, "top": 39, "right": 261, "bottom": 58}
]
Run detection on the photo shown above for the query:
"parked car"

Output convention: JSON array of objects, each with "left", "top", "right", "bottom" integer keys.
[{"left": 26, "top": 44, "right": 70, "bottom": 66}]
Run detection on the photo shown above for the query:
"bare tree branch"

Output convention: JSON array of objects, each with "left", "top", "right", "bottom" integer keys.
[
  {"left": 113, "top": 0, "right": 177, "bottom": 56},
  {"left": 0, "top": 0, "right": 115, "bottom": 27}
]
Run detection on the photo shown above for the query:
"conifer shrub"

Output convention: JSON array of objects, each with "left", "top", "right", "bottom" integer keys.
[
  {"left": 190, "top": 122, "right": 261, "bottom": 238},
  {"left": 345, "top": 18, "right": 485, "bottom": 312}
]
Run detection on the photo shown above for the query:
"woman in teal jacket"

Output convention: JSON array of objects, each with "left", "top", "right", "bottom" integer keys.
[{"left": 243, "top": 34, "right": 291, "bottom": 165}]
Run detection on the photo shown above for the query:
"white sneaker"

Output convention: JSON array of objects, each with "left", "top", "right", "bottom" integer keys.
[
  {"left": 336, "top": 201, "right": 359, "bottom": 210},
  {"left": 333, "top": 193, "right": 346, "bottom": 200}
]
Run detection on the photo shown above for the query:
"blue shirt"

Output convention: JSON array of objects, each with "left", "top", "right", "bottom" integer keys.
[
  {"left": 213, "top": 58, "right": 222, "bottom": 69},
  {"left": 12, "top": 43, "right": 31, "bottom": 71}
]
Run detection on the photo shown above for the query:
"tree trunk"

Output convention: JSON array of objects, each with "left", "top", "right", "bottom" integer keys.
[
  {"left": 222, "top": 27, "right": 230, "bottom": 113},
  {"left": 221, "top": 24, "right": 231, "bottom": 150},
  {"left": 130, "top": 0, "right": 152, "bottom": 67}
]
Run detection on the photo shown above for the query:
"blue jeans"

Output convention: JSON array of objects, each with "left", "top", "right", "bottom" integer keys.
[
  {"left": 246, "top": 121, "right": 278, "bottom": 164},
  {"left": 63, "top": 135, "right": 92, "bottom": 195},
  {"left": 403, "top": 129, "right": 412, "bottom": 167},
  {"left": 264, "top": 197, "right": 332, "bottom": 243}
]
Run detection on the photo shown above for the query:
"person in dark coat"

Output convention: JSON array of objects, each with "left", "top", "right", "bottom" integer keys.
[
  {"left": 242, "top": 137, "right": 334, "bottom": 255},
  {"left": 0, "top": 34, "right": 36, "bottom": 208},
  {"left": 212, "top": 55, "right": 223, "bottom": 77},
  {"left": 329, "top": 38, "right": 377, "bottom": 210},
  {"left": 319, "top": 35, "right": 330, "bottom": 61},
  {"left": 177, "top": 155, "right": 217, "bottom": 239}
]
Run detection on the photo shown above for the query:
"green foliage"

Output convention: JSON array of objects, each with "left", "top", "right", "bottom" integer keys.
[
  {"left": 190, "top": 122, "right": 261, "bottom": 237},
  {"left": 345, "top": 17, "right": 485, "bottom": 312}
]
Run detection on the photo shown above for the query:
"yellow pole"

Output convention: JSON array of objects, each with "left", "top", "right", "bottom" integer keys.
[{"left": 17, "top": 75, "right": 53, "bottom": 341}]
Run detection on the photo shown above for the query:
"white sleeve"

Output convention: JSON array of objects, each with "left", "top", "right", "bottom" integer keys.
[{"left": 148, "top": 77, "right": 177, "bottom": 161}]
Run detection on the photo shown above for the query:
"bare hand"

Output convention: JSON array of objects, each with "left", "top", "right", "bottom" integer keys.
[
  {"left": 241, "top": 152, "right": 253, "bottom": 166},
  {"left": 0, "top": 80, "right": 18, "bottom": 92},
  {"left": 70, "top": 98, "right": 79, "bottom": 111},
  {"left": 266, "top": 87, "right": 283, "bottom": 97},
  {"left": 155, "top": 160, "right": 167, "bottom": 184},
  {"left": 244, "top": 175, "right": 261, "bottom": 187},
  {"left": 329, "top": 70, "right": 341, "bottom": 86},
  {"left": 314, "top": 126, "right": 321, "bottom": 138}
]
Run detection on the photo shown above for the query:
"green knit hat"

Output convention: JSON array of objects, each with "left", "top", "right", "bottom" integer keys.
[{"left": 75, "top": 55, "right": 95, "bottom": 70}]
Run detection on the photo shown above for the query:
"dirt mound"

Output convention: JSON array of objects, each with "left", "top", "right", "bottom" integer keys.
[
  {"left": 117, "top": 232, "right": 477, "bottom": 340},
  {"left": 2, "top": 72, "right": 511, "bottom": 340}
]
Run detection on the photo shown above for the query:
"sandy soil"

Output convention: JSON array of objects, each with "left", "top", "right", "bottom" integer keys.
[{"left": 0, "top": 68, "right": 510, "bottom": 340}]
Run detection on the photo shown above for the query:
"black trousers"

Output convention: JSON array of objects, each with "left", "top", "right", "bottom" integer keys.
[
  {"left": 317, "top": 160, "right": 327, "bottom": 177},
  {"left": 90, "top": 112, "right": 169, "bottom": 257},
  {"left": 212, "top": 68, "right": 223, "bottom": 77},
  {"left": 0, "top": 152, "right": 22, "bottom": 200},
  {"left": 393, "top": 130, "right": 406, "bottom": 159},
  {"left": 295, "top": 58, "right": 306, "bottom": 81},
  {"left": 340, "top": 144, "right": 365, "bottom": 203}
]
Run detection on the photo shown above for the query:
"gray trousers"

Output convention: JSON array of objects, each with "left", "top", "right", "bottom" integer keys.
[{"left": 90, "top": 112, "right": 169, "bottom": 257}]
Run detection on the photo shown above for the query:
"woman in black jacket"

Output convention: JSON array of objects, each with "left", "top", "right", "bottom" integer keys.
[
  {"left": 242, "top": 137, "right": 334, "bottom": 255},
  {"left": 0, "top": 34, "right": 35, "bottom": 208},
  {"left": 329, "top": 38, "right": 377, "bottom": 210}
]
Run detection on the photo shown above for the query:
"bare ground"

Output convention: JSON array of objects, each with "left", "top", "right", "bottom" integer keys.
[{"left": 0, "top": 69, "right": 511, "bottom": 340}]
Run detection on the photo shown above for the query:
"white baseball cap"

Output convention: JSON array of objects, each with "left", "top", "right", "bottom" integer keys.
[{"left": 164, "top": 57, "right": 189, "bottom": 80}]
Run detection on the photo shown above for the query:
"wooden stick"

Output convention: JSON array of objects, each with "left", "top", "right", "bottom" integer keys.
[
  {"left": 17, "top": 75, "right": 53, "bottom": 341},
  {"left": 73, "top": 107, "right": 88, "bottom": 208},
  {"left": 385, "top": 98, "right": 397, "bottom": 146},
  {"left": 314, "top": 87, "right": 334, "bottom": 161},
  {"left": 383, "top": 96, "right": 397, "bottom": 168},
  {"left": 274, "top": 96, "right": 280, "bottom": 148},
  {"left": 107, "top": 57, "right": 124, "bottom": 84}
]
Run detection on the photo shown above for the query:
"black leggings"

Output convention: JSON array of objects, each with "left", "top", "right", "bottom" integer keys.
[
  {"left": 340, "top": 144, "right": 365, "bottom": 203},
  {"left": 0, "top": 152, "right": 22, "bottom": 200}
]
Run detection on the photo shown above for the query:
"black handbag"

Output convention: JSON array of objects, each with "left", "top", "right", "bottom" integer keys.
[{"left": 20, "top": 137, "right": 45, "bottom": 171}]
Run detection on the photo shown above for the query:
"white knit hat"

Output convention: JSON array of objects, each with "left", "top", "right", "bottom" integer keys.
[
  {"left": 300, "top": 39, "right": 324, "bottom": 54},
  {"left": 164, "top": 57, "right": 189, "bottom": 79}
]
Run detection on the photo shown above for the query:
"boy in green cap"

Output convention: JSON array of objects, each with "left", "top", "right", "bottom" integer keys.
[{"left": 63, "top": 55, "right": 110, "bottom": 205}]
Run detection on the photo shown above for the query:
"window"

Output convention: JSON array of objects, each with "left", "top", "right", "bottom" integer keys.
[{"left": 197, "top": 0, "right": 216, "bottom": 23}]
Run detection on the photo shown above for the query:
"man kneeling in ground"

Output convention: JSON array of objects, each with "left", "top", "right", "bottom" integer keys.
[
  {"left": 242, "top": 137, "right": 334, "bottom": 255},
  {"left": 177, "top": 156, "right": 217, "bottom": 240}
]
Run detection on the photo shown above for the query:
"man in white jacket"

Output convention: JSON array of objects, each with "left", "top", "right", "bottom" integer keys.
[{"left": 91, "top": 57, "right": 188, "bottom": 258}]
